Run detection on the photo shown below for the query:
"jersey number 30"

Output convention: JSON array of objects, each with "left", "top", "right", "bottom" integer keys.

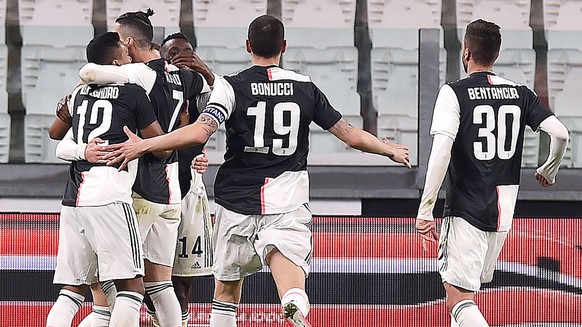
[
  {"left": 247, "top": 101, "right": 300, "bottom": 156},
  {"left": 473, "top": 104, "right": 521, "bottom": 160}
]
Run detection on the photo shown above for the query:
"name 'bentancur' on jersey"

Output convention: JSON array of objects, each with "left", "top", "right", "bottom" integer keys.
[{"left": 467, "top": 86, "right": 519, "bottom": 100}]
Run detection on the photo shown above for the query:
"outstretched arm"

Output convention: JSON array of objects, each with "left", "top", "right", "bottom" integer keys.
[
  {"left": 328, "top": 118, "right": 411, "bottom": 168},
  {"left": 536, "top": 116, "right": 569, "bottom": 186},
  {"left": 105, "top": 114, "right": 218, "bottom": 170}
]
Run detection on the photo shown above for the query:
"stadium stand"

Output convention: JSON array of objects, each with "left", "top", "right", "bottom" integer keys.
[
  {"left": 281, "top": 0, "right": 363, "bottom": 156},
  {"left": 455, "top": 0, "right": 540, "bottom": 167},
  {"left": 0, "top": 0, "right": 9, "bottom": 162},
  {"left": 368, "top": 0, "right": 446, "bottom": 164},
  {"left": 20, "top": 0, "right": 93, "bottom": 163},
  {"left": 106, "top": 0, "right": 181, "bottom": 42},
  {"left": 193, "top": 0, "right": 267, "bottom": 157},
  {"left": 543, "top": 0, "right": 582, "bottom": 166}
]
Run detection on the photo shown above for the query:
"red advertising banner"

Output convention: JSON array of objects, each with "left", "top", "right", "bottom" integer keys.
[{"left": 1, "top": 214, "right": 581, "bottom": 326}]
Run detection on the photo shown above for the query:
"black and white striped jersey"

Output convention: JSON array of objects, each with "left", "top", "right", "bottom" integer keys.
[
  {"left": 432, "top": 71, "right": 553, "bottom": 231},
  {"left": 122, "top": 59, "right": 207, "bottom": 204},
  {"left": 202, "top": 65, "right": 342, "bottom": 215},
  {"left": 62, "top": 84, "right": 158, "bottom": 207}
]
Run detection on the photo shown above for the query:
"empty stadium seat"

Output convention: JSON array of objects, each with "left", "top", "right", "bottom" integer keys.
[
  {"left": 368, "top": 1, "right": 444, "bottom": 164},
  {"left": 106, "top": 0, "right": 181, "bottom": 37},
  {"left": 193, "top": 0, "right": 266, "bottom": 75},
  {"left": 0, "top": 113, "right": 10, "bottom": 163},
  {"left": 19, "top": 0, "right": 93, "bottom": 47},
  {"left": 24, "top": 114, "right": 60, "bottom": 163},
  {"left": 544, "top": 0, "right": 582, "bottom": 109},
  {"left": 0, "top": 0, "right": 6, "bottom": 45},
  {"left": 0, "top": 45, "right": 7, "bottom": 114},
  {"left": 281, "top": 0, "right": 362, "bottom": 157}
]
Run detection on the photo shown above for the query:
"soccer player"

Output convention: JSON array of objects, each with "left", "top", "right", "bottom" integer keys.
[
  {"left": 146, "top": 32, "right": 214, "bottom": 327},
  {"left": 416, "top": 19, "right": 569, "bottom": 327},
  {"left": 46, "top": 31, "right": 169, "bottom": 327},
  {"left": 102, "top": 15, "right": 411, "bottom": 327},
  {"left": 78, "top": 9, "right": 215, "bottom": 327}
]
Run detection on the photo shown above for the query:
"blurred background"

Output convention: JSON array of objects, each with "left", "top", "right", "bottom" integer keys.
[{"left": 0, "top": 0, "right": 581, "bottom": 326}]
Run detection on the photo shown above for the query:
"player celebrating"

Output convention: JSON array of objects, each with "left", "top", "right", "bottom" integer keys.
[
  {"left": 46, "top": 32, "right": 169, "bottom": 327},
  {"left": 139, "top": 32, "right": 214, "bottom": 327},
  {"left": 102, "top": 14, "right": 411, "bottom": 327},
  {"left": 79, "top": 9, "right": 215, "bottom": 327},
  {"left": 416, "top": 19, "right": 569, "bottom": 327}
]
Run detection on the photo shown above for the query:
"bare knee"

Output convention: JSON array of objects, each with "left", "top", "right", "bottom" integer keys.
[
  {"left": 214, "top": 279, "right": 243, "bottom": 304},
  {"left": 444, "top": 283, "right": 475, "bottom": 312},
  {"left": 114, "top": 276, "right": 145, "bottom": 295}
]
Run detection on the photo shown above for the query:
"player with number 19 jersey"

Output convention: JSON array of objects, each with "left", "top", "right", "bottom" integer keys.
[
  {"left": 62, "top": 83, "right": 158, "bottom": 207},
  {"left": 431, "top": 72, "right": 553, "bottom": 232},
  {"left": 203, "top": 65, "right": 342, "bottom": 215}
]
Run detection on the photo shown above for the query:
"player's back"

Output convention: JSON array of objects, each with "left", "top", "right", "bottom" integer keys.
[
  {"left": 62, "top": 83, "right": 157, "bottom": 207},
  {"left": 212, "top": 65, "right": 341, "bottom": 214},
  {"left": 441, "top": 71, "right": 553, "bottom": 231}
]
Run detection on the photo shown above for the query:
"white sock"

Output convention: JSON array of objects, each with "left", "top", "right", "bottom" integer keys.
[
  {"left": 451, "top": 300, "right": 489, "bottom": 327},
  {"left": 100, "top": 280, "right": 117, "bottom": 309},
  {"left": 77, "top": 313, "right": 93, "bottom": 327},
  {"left": 109, "top": 291, "right": 143, "bottom": 327},
  {"left": 281, "top": 288, "right": 310, "bottom": 317},
  {"left": 145, "top": 281, "right": 182, "bottom": 327},
  {"left": 91, "top": 305, "right": 111, "bottom": 327},
  {"left": 209, "top": 299, "right": 238, "bottom": 327},
  {"left": 181, "top": 309, "right": 189, "bottom": 327},
  {"left": 46, "top": 289, "right": 84, "bottom": 327}
]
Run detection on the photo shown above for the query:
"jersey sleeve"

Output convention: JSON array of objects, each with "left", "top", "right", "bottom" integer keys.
[
  {"left": 79, "top": 63, "right": 156, "bottom": 94},
  {"left": 430, "top": 84, "right": 461, "bottom": 139},
  {"left": 132, "top": 88, "right": 158, "bottom": 130},
  {"left": 201, "top": 76, "right": 235, "bottom": 125},
  {"left": 524, "top": 88, "right": 554, "bottom": 131},
  {"left": 180, "top": 68, "right": 206, "bottom": 99},
  {"left": 312, "top": 84, "right": 342, "bottom": 130}
]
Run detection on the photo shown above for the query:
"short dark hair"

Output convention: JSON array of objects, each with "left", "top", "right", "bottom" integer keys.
[
  {"left": 464, "top": 19, "right": 501, "bottom": 66},
  {"left": 161, "top": 32, "right": 189, "bottom": 47},
  {"left": 247, "top": 15, "right": 284, "bottom": 58},
  {"left": 115, "top": 8, "right": 155, "bottom": 49},
  {"left": 86, "top": 32, "right": 122, "bottom": 65}
]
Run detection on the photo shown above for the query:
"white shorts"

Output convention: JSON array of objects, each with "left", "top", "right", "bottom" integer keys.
[
  {"left": 53, "top": 202, "right": 144, "bottom": 285},
  {"left": 132, "top": 192, "right": 181, "bottom": 267},
  {"left": 212, "top": 203, "right": 312, "bottom": 281},
  {"left": 438, "top": 216, "right": 508, "bottom": 292},
  {"left": 173, "top": 174, "right": 213, "bottom": 277}
]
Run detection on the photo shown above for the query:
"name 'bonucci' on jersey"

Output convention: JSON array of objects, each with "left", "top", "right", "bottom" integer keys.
[{"left": 201, "top": 66, "right": 342, "bottom": 215}]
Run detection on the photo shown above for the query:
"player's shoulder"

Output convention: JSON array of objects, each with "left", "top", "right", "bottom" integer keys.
[{"left": 267, "top": 67, "right": 311, "bottom": 83}]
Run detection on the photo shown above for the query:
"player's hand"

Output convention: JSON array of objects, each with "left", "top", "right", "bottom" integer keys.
[
  {"left": 192, "top": 148, "right": 208, "bottom": 174},
  {"left": 416, "top": 218, "right": 439, "bottom": 252},
  {"left": 56, "top": 94, "right": 72, "bottom": 125},
  {"left": 535, "top": 172, "right": 553, "bottom": 187},
  {"left": 84, "top": 138, "right": 109, "bottom": 164},
  {"left": 104, "top": 126, "right": 146, "bottom": 170},
  {"left": 383, "top": 138, "right": 411, "bottom": 168},
  {"left": 171, "top": 52, "right": 214, "bottom": 85}
]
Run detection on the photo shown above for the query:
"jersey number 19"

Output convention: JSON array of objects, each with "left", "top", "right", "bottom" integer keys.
[{"left": 246, "top": 101, "right": 300, "bottom": 156}]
